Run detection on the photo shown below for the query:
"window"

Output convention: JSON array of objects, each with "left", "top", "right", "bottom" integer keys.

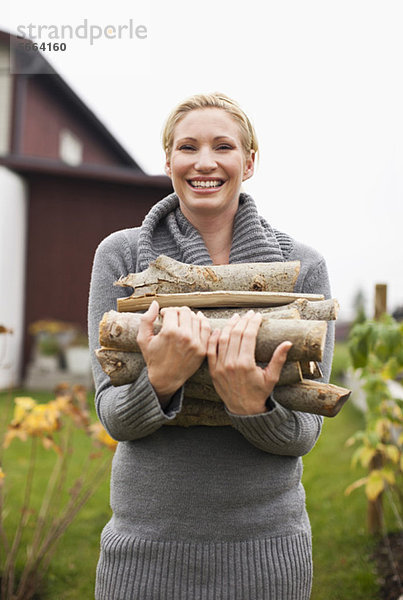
[{"left": 59, "top": 129, "right": 83, "bottom": 166}]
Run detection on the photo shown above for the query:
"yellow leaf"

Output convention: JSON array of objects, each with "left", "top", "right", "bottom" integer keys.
[
  {"left": 12, "top": 397, "right": 37, "bottom": 425},
  {"left": 375, "top": 418, "right": 390, "bottom": 439},
  {"left": 392, "top": 404, "right": 402, "bottom": 420},
  {"left": 345, "top": 477, "right": 368, "bottom": 496},
  {"left": 381, "top": 469, "right": 395, "bottom": 485},
  {"left": 360, "top": 447, "right": 377, "bottom": 469},
  {"left": 89, "top": 422, "right": 118, "bottom": 451},
  {"left": 365, "top": 470, "right": 384, "bottom": 501},
  {"left": 384, "top": 445, "right": 400, "bottom": 464},
  {"left": 345, "top": 435, "right": 356, "bottom": 448}
]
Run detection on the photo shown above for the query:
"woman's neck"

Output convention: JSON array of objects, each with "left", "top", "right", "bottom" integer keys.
[{"left": 180, "top": 208, "right": 236, "bottom": 265}]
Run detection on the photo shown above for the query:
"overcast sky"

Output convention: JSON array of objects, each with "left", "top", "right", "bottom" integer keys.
[{"left": 2, "top": 1, "right": 403, "bottom": 319}]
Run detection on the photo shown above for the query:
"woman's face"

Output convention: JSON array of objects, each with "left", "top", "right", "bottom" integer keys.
[{"left": 165, "top": 108, "right": 254, "bottom": 223}]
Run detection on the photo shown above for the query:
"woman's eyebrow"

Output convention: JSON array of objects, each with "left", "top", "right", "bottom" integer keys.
[{"left": 176, "top": 135, "right": 235, "bottom": 143}]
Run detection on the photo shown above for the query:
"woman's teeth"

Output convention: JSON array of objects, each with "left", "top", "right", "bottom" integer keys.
[{"left": 189, "top": 180, "right": 223, "bottom": 188}]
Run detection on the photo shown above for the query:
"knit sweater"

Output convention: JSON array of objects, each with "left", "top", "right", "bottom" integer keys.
[{"left": 88, "top": 193, "right": 335, "bottom": 600}]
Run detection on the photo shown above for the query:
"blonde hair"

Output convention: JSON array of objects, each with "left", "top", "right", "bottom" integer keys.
[{"left": 162, "top": 92, "right": 259, "bottom": 160}]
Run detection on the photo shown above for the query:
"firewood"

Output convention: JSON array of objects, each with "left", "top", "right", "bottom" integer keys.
[
  {"left": 95, "top": 347, "right": 348, "bottom": 417},
  {"left": 99, "top": 310, "right": 327, "bottom": 362},
  {"left": 115, "top": 255, "right": 301, "bottom": 295},
  {"left": 117, "top": 290, "right": 325, "bottom": 312},
  {"left": 197, "top": 307, "right": 301, "bottom": 320},
  {"left": 197, "top": 298, "right": 339, "bottom": 321},
  {"left": 183, "top": 380, "right": 351, "bottom": 418},
  {"left": 165, "top": 398, "right": 232, "bottom": 427},
  {"left": 300, "top": 361, "right": 323, "bottom": 380},
  {"left": 95, "top": 349, "right": 304, "bottom": 387}
]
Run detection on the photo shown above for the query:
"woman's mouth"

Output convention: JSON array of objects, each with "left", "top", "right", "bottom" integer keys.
[{"left": 187, "top": 179, "right": 224, "bottom": 189}]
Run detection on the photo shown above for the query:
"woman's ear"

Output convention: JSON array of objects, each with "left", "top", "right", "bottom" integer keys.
[
  {"left": 242, "top": 151, "right": 255, "bottom": 182},
  {"left": 165, "top": 158, "right": 171, "bottom": 177}
]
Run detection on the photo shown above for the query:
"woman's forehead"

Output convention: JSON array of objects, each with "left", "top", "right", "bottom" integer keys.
[{"left": 173, "top": 108, "right": 242, "bottom": 140}]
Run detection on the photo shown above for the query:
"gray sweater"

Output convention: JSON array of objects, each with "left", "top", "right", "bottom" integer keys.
[{"left": 88, "top": 193, "right": 334, "bottom": 600}]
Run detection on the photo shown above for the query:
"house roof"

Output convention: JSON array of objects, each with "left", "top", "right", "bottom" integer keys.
[
  {"left": 0, "top": 28, "right": 146, "bottom": 171},
  {"left": 0, "top": 154, "right": 171, "bottom": 187}
]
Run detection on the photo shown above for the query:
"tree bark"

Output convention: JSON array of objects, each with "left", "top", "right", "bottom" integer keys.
[
  {"left": 164, "top": 398, "right": 232, "bottom": 427},
  {"left": 198, "top": 307, "right": 301, "bottom": 320},
  {"left": 96, "top": 349, "right": 349, "bottom": 418},
  {"left": 183, "top": 379, "right": 351, "bottom": 418},
  {"left": 117, "top": 290, "right": 325, "bottom": 312},
  {"left": 95, "top": 349, "right": 304, "bottom": 387},
  {"left": 99, "top": 310, "right": 327, "bottom": 362},
  {"left": 197, "top": 298, "right": 339, "bottom": 321},
  {"left": 115, "top": 255, "right": 301, "bottom": 295}
]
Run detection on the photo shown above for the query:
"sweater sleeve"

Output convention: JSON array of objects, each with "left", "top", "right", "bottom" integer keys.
[
  {"left": 88, "top": 230, "right": 184, "bottom": 442},
  {"left": 226, "top": 254, "right": 335, "bottom": 457}
]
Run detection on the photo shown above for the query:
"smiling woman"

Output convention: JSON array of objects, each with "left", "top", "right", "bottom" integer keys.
[
  {"left": 164, "top": 108, "right": 255, "bottom": 264},
  {"left": 88, "top": 91, "right": 335, "bottom": 600}
]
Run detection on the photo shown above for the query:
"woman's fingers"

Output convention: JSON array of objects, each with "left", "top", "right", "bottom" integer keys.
[
  {"left": 195, "top": 311, "right": 211, "bottom": 348},
  {"left": 207, "top": 328, "right": 220, "bottom": 370},
  {"left": 137, "top": 300, "right": 160, "bottom": 347},
  {"left": 264, "top": 341, "right": 293, "bottom": 384},
  {"left": 228, "top": 311, "right": 262, "bottom": 365},
  {"left": 160, "top": 306, "right": 180, "bottom": 331},
  {"left": 215, "top": 313, "right": 241, "bottom": 364},
  {"left": 213, "top": 311, "right": 261, "bottom": 368}
]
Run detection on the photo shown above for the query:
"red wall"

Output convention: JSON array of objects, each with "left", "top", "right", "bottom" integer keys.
[
  {"left": 23, "top": 173, "right": 172, "bottom": 368},
  {"left": 22, "top": 77, "right": 127, "bottom": 166}
]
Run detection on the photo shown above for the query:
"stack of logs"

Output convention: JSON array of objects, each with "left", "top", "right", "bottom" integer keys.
[{"left": 96, "top": 255, "right": 351, "bottom": 427}]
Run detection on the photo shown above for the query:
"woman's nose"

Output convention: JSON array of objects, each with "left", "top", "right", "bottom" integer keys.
[{"left": 194, "top": 147, "right": 217, "bottom": 171}]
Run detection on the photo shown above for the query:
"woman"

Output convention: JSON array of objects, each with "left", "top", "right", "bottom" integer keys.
[{"left": 88, "top": 92, "right": 334, "bottom": 599}]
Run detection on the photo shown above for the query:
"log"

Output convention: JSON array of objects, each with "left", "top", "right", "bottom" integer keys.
[
  {"left": 117, "top": 290, "right": 325, "bottom": 312},
  {"left": 165, "top": 397, "right": 232, "bottom": 427},
  {"left": 95, "top": 349, "right": 304, "bottom": 387},
  {"left": 95, "top": 349, "right": 349, "bottom": 418},
  {"left": 183, "top": 379, "right": 351, "bottom": 418},
  {"left": 300, "top": 361, "right": 323, "bottom": 380},
  {"left": 99, "top": 310, "right": 327, "bottom": 362},
  {"left": 115, "top": 255, "right": 301, "bottom": 295},
  {"left": 198, "top": 298, "right": 339, "bottom": 321},
  {"left": 198, "top": 307, "right": 301, "bottom": 320}
]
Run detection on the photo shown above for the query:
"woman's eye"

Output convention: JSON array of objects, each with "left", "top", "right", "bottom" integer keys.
[
  {"left": 179, "top": 144, "right": 196, "bottom": 151},
  {"left": 216, "top": 144, "right": 233, "bottom": 151}
]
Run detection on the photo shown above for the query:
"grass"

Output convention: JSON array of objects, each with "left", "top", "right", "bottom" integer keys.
[
  {"left": 0, "top": 346, "right": 383, "bottom": 598},
  {"left": 303, "top": 402, "right": 379, "bottom": 599}
]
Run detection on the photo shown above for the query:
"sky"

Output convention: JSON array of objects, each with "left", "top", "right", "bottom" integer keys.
[{"left": 2, "top": 0, "right": 403, "bottom": 320}]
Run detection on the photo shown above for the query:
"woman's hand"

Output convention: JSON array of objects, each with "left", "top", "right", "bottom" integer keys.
[
  {"left": 207, "top": 311, "right": 292, "bottom": 415},
  {"left": 137, "top": 301, "right": 211, "bottom": 406}
]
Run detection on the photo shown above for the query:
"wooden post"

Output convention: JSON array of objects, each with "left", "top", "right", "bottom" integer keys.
[
  {"left": 374, "top": 284, "right": 387, "bottom": 320},
  {"left": 367, "top": 283, "right": 388, "bottom": 534}
]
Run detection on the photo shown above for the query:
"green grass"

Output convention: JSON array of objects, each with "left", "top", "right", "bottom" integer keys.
[
  {"left": 303, "top": 402, "right": 379, "bottom": 599},
  {"left": 0, "top": 351, "right": 382, "bottom": 598}
]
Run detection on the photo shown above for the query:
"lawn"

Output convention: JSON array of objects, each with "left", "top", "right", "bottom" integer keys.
[
  {"left": 304, "top": 401, "right": 379, "bottom": 599},
  {"left": 0, "top": 347, "right": 382, "bottom": 598}
]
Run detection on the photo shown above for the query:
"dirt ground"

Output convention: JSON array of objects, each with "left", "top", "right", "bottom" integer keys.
[{"left": 373, "top": 531, "right": 403, "bottom": 600}]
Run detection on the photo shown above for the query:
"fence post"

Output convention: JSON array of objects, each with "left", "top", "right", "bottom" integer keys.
[{"left": 367, "top": 283, "right": 387, "bottom": 534}]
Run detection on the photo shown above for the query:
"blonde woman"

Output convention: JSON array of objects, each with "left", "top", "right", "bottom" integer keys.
[{"left": 88, "top": 92, "right": 334, "bottom": 599}]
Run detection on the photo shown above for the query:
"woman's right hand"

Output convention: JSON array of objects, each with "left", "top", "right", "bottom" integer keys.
[{"left": 136, "top": 301, "right": 211, "bottom": 406}]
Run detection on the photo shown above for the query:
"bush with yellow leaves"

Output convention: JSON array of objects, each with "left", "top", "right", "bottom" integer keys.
[
  {"left": 0, "top": 384, "right": 117, "bottom": 600},
  {"left": 345, "top": 315, "right": 403, "bottom": 531}
]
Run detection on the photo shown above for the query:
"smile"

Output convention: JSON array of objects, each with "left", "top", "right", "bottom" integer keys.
[{"left": 188, "top": 179, "right": 224, "bottom": 188}]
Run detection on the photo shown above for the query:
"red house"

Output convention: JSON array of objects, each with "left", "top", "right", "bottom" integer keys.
[{"left": 0, "top": 30, "right": 172, "bottom": 387}]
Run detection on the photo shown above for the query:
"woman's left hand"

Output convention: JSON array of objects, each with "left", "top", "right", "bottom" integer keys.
[{"left": 207, "top": 311, "right": 292, "bottom": 415}]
